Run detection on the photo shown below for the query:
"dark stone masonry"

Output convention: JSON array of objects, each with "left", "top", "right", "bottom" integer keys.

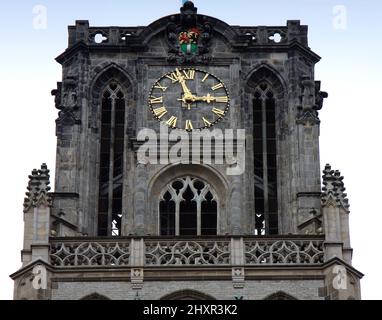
[{"left": 11, "top": 1, "right": 362, "bottom": 300}]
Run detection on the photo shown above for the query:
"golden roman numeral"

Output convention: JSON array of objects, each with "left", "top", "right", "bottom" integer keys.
[
  {"left": 149, "top": 96, "right": 163, "bottom": 104},
  {"left": 153, "top": 107, "right": 168, "bottom": 119},
  {"left": 212, "top": 107, "right": 225, "bottom": 116},
  {"left": 166, "top": 72, "right": 180, "bottom": 83},
  {"left": 202, "top": 117, "right": 212, "bottom": 127},
  {"left": 154, "top": 83, "right": 168, "bottom": 92},
  {"left": 185, "top": 120, "right": 194, "bottom": 131},
  {"left": 211, "top": 83, "right": 224, "bottom": 91},
  {"left": 202, "top": 73, "right": 210, "bottom": 82},
  {"left": 215, "top": 96, "right": 229, "bottom": 103},
  {"left": 183, "top": 69, "right": 195, "bottom": 80},
  {"left": 166, "top": 116, "right": 177, "bottom": 128}
]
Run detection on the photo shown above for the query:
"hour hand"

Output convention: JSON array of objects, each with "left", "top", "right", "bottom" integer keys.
[
  {"left": 192, "top": 94, "right": 216, "bottom": 104},
  {"left": 193, "top": 94, "right": 229, "bottom": 104}
]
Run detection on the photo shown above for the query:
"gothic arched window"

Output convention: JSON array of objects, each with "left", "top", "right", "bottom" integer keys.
[
  {"left": 80, "top": 293, "right": 110, "bottom": 300},
  {"left": 253, "top": 83, "right": 278, "bottom": 235},
  {"left": 97, "top": 83, "right": 126, "bottom": 236},
  {"left": 160, "top": 177, "right": 218, "bottom": 236},
  {"left": 264, "top": 291, "right": 297, "bottom": 300},
  {"left": 160, "top": 289, "right": 216, "bottom": 300}
]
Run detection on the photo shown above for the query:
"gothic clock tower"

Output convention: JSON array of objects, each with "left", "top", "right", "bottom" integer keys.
[{"left": 11, "top": 1, "right": 362, "bottom": 300}]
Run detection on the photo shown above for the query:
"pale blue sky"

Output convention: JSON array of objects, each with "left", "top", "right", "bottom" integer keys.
[{"left": 0, "top": 0, "right": 381, "bottom": 300}]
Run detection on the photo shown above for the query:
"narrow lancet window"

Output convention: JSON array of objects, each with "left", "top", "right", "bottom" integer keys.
[
  {"left": 253, "top": 83, "right": 278, "bottom": 235},
  {"left": 98, "top": 83, "right": 125, "bottom": 236}
]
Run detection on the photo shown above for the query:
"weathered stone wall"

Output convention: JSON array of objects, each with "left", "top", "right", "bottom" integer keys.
[
  {"left": 52, "top": 279, "right": 324, "bottom": 300},
  {"left": 12, "top": 3, "right": 363, "bottom": 301},
  {"left": 51, "top": 17, "right": 322, "bottom": 237}
]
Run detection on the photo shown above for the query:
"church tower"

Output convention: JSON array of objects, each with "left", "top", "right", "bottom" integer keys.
[{"left": 11, "top": 1, "right": 362, "bottom": 300}]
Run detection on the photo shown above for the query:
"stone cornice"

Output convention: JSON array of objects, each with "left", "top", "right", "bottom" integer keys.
[{"left": 9, "top": 259, "right": 53, "bottom": 280}]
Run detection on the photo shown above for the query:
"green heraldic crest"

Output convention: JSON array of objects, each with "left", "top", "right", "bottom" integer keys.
[{"left": 179, "top": 28, "right": 201, "bottom": 54}]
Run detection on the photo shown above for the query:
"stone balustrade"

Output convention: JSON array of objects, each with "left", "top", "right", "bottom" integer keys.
[{"left": 50, "top": 236, "right": 324, "bottom": 268}]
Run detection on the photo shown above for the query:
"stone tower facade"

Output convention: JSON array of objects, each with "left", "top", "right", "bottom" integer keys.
[{"left": 11, "top": 2, "right": 362, "bottom": 300}]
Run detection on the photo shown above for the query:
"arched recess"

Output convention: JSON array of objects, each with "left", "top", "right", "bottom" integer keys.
[
  {"left": 264, "top": 291, "right": 297, "bottom": 300},
  {"left": 246, "top": 64, "right": 287, "bottom": 97},
  {"left": 160, "top": 289, "right": 216, "bottom": 300},
  {"left": 160, "top": 176, "right": 218, "bottom": 236},
  {"left": 90, "top": 63, "right": 135, "bottom": 136},
  {"left": 245, "top": 64, "right": 287, "bottom": 236},
  {"left": 87, "top": 64, "right": 135, "bottom": 236},
  {"left": 148, "top": 164, "right": 229, "bottom": 236},
  {"left": 134, "top": 14, "right": 238, "bottom": 51},
  {"left": 80, "top": 293, "right": 110, "bottom": 300}
]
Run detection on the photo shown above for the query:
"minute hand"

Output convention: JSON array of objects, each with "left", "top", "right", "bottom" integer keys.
[{"left": 176, "top": 68, "right": 192, "bottom": 96}]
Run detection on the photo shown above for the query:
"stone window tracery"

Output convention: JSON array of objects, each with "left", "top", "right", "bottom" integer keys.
[
  {"left": 253, "top": 82, "right": 278, "bottom": 235},
  {"left": 160, "top": 177, "right": 218, "bottom": 236},
  {"left": 97, "top": 83, "right": 125, "bottom": 236}
]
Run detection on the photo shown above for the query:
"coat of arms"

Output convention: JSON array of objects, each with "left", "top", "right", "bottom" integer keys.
[
  {"left": 166, "top": 1, "right": 212, "bottom": 64},
  {"left": 178, "top": 28, "right": 201, "bottom": 54}
]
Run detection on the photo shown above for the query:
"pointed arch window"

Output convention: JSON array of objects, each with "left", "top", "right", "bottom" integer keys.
[
  {"left": 98, "top": 83, "right": 126, "bottom": 236},
  {"left": 253, "top": 83, "right": 278, "bottom": 235},
  {"left": 264, "top": 291, "right": 297, "bottom": 300},
  {"left": 160, "top": 289, "right": 216, "bottom": 300},
  {"left": 160, "top": 177, "right": 218, "bottom": 236},
  {"left": 80, "top": 293, "right": 110, "bottom": 300}
]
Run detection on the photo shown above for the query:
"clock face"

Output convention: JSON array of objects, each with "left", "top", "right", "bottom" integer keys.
[{"left": 148, "top": 68, "right": 230, "bottom": 131}]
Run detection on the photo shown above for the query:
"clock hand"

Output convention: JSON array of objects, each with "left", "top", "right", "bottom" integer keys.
[
  {"left": 178, "top": 94, "right": 218, "bottom": 111},
  {"left": 178, "top": 93, "right": 221, "bottom": 105},
  {"left": 176, "top": 68, "right": 193, "bottom": 97},
  {"left": 177, "top": 96, "right": 193, "bottom": 110},
  {"left": 175, "top": 69, "right": 196, "bottom": 110},
  {"left": 191, "top": 94, "right": 217, "bottom": 104}
]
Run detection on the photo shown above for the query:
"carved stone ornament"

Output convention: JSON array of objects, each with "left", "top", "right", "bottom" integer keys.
[
  {"left": 131, "top": 268, "right": 144, "bottom": 289},
  {"left": 232, "top": 267, "right": 245, "bottom": 289},
  {"left": 51, "top": 76, "right": 81, "bottom": 130},
  {"left": 49, "top": 238, "right": 325, "bottom": 268},
  {"left": 167, "top": 1, "right": 212, "bottom": 64},
  {"left": 322, "top": 164, "right": 350, "bottom": 213},
  {"left": 297, "top": 76, "right": 327, "bottom": 126},
  {"left": 314, "top": 81, "right": 328, "bottom": 111},
  {"left": 23, "top": 164, "right": 52, "bottom": 212}
]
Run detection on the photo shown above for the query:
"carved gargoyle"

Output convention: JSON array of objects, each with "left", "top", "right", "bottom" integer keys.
[
  {"left": 314, "top": 81, "right": 328, "bottom": 111},
  {"left": 51, "top": 77, "right": 81, "bottom": 130},
  {"left": 297, "top": 76, "right": 327, "bottom": 125}
]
